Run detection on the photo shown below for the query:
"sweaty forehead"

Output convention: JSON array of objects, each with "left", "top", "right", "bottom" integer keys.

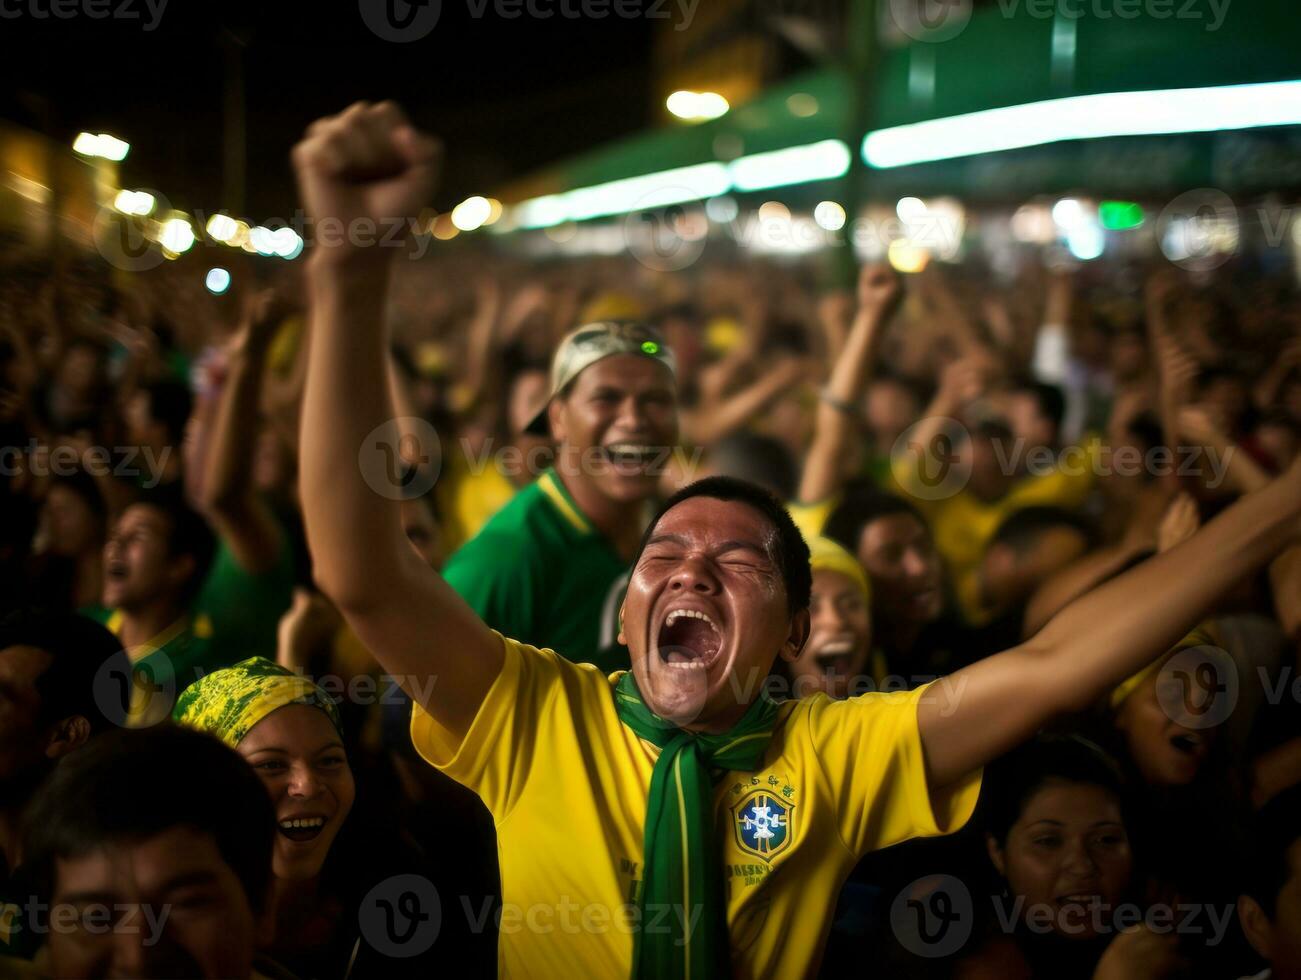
[{"left": 650, "top": 496, "right": 776, "bottom": 552}]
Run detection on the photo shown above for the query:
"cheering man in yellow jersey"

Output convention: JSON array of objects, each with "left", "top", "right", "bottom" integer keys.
[{"left": 295, "top": 102, "right": 1301, "bottom": 978}]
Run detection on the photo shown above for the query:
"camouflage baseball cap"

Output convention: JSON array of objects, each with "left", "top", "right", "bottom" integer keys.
[{"left": 524, "top": 320, "right": 677, "bottom": 436}]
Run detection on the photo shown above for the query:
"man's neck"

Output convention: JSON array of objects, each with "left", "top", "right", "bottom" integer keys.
[
  {"left": 118, "top": 597, "right": 187, "bottom": 651},
  {"left": 554, "top": 468, "right": 647, "bottom": 561}
]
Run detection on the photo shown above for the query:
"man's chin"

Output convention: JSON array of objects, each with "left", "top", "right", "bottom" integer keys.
[
  {"left": 597, "top": 470, "right": 660, "bottom": 502},
  {"left": 640, "top": 667, "right": 713, "bottom": 728}
]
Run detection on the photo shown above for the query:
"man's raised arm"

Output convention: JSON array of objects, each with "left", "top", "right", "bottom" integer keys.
[
  {"left": 917, "top": 455, "right": 1301, "bottom": 791},
  {"left": 294, "top": 102, "right": 502, "bottom": 738}
]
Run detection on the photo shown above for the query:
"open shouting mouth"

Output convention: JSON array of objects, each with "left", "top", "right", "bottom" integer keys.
[
  {"left": 600, "top": 443, "right": 665, "bottom": 476},
  {"left": 810, "top": 637, "right": 857, "bottom": 677},
  {"left": 277, "top": 813, "right": 329, "bottom": 843},
  {"left": 656, "top": 606, "right": 724, "bottom": 670}
]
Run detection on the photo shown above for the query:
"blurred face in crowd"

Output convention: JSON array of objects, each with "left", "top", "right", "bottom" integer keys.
[
  {"left": 864, "top": 379, "right": 920, "bottom": 451},
  {"left": 47, "top": 826, "right": 264, "bottom": 980},
  {"left": 987, "top": 779, "right": 1132, "bottom": 940},
  {"left": 1109, "top": 329, "right": 1148, "bottom": 383},
  {"left": 620, "top": 497, "right": 807, "bottom": 731},
  {"left": 0, "top": 644, "right": 55, "bottom": 801},
  {"left": 43, "top": 483, "right": 104, "bottom": 558},
  {"left": 1114, "top": 665, "right": 1215, "bottom": 787},
  {"left": 964, "top": 427, "right": 1017, "bottom": 502},
  {"left": 124, "top": 389, "right": 157, "bottom": 448},
  {"left": 854, "top": 514, "right": 943, "bottom": 629},
  {"left": 400, "top": 497, "right": 444, "bottom": 571},
  {"left": 785, "top": 568, "right": 870, "bottom": 700},
  {"left": 1256, "top": 420, "right": 1299, "bottom": 472},
  {"left": 1240, "top": 839, "right": 1301, "bottom": 980},
  {"left": 237, "top": 704, "right": 354, "bottom": 882},
  {"left": 980, "top": 527, "right": 1090, "bottom": 614},
  {"left": 1004, "top": 390, "right": 1058, "bottom": 453},
  {"left": 102, "top": 504, "right": 191, "bottom": 612},
  {"left": 550, "top": 355, "right": 678, "bottom": 504},
  {"left": 1203, "top": 375, "right": 1250, "bottom": 436},
  {"left": 57, "top": 344, "right": 100, "bottom": 398}
]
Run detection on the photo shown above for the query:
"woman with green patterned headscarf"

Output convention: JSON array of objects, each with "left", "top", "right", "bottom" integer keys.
[{"left": 174, "top": 657, "right": 356, "bottom": 976}]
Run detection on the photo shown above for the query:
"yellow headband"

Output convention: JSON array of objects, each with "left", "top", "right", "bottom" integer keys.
[
  {"left": 808, "top": 535, "right": 871, "bottom": 605},
  {"left": 1109, "top": 623, "right": 1220, "bottom": 710}
]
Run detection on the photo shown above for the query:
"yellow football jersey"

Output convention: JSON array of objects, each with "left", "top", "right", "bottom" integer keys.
[
  {"left": 411, "top": 634, "right": 981, "bottom": 978},
  {"left": 893, "top": 437, "right": 1101, "bottom": 624}
]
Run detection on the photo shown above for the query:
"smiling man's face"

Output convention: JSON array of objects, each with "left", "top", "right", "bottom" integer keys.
[
  {"left": 620, "top": 496, "right": 808, "bottom": 732},
  {"left": 549, "top": 354, "right": 678, "bottom": 503}
]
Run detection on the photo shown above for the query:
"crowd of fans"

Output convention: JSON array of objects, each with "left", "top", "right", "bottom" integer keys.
[{"left": 0, "top": 119, "right": 1300, "bottom": 979}]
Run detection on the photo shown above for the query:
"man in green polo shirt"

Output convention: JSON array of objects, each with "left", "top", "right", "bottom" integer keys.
[
  {"left": 442, "top": 320, "right": 679, "bottom": 672},
  {"left": 89, "top": 493, "right": 219, "bottom": 724}
]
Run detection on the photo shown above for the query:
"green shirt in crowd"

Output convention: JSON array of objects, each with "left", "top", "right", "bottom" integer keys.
[
  {"left": 195, "top": 529, "right": 296, "bottom": 665},
  {"left": 442, "top": 469, "right": 631, "bottom": 673}
]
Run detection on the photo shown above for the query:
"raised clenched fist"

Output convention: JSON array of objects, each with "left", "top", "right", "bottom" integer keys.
[{"left": 292, "top": 101, "right": 441, "bottom": 265}]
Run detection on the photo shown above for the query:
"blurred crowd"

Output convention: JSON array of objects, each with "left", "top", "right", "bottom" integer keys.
[{"left": 0, "top": 218, "right": 1300, "bottom": 979}]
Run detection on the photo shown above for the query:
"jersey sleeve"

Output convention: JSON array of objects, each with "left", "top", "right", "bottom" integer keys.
[
  {"left": 442, "top": 529, "right": 537, "bottom": 645},
  {"left": 802, "top": 683, "right": 982, "bottom": 857},
  {"left": 409, "top": 633, "right": 569, "bottom": 820}
]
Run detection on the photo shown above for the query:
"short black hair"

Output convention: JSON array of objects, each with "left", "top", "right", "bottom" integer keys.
[
  {"left": 823, "top": 482, "right": 928, "bottom": 557},
  {"left": 990, "top": 506, "right": 1097, "bottom": 556},
  {"left": 707, "top": 432, "right": 799, "bottom": 501},
  {"left": 131, "top": 490, "right": 217, "bottom": 602},
  {"left": 1243, "top": 783, "right": 1301, "bottom": 919},
  {"left": 140, "top": 378, "right": 193, "bottom": 446},
  {"left": 47, "top": 470, "right": 108, "bottom": 526},
  {"left": 981, "top": 734, "right": 1130, "bottom": 847},
  {"left": 635, "top": 476, "right": 811, "bottom": 614},
  {"left": 0, "top": 608, "right": 121, "bottom": 734},
  {"left": 22, "top": 725, "right": 276, "bottom": 914},
  {"left": 1016, "top": 381, "right": 1067, "bottom": 432}
]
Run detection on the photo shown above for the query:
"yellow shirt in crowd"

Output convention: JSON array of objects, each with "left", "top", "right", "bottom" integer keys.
[
  {"left": 893, "top": 437, "right": 1101, "bottom": 624},
  {"left": 411, "top": 634, "right": 981, "bottom": 978}
]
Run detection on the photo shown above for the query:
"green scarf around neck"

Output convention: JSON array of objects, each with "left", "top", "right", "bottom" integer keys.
[{"left": 613, "top": 671, "right": 780, "bottom": 979}]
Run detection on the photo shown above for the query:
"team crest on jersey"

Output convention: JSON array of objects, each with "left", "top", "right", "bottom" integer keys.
[{"left": 732, "top": 788, "right": 794, "bottom": 861}]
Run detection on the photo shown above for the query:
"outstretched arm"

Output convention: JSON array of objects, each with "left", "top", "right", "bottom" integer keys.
[
  {"left": 196, "top": 289, "right": 285, "bottom": 573},
  {"left": 295, "top": 102, "right": 501, "bottom": 739},
  {"left": 797, "top": 264, "right": 900, "bottom": 505},
  {"left": 918, "top": 456, "right": 1301, "bottom": 790}
]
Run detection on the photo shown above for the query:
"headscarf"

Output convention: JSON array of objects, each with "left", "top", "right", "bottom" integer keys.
[
  {"left": 808, "top": 535, "right": 871, "bottom": 605},
  {"left": 172, "top": 656, "right": 342, "bottom": 748}
]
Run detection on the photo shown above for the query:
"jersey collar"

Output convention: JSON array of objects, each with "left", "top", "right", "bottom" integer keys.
[{"left": 537, "top": 469, "right": 594, "bottom": 536}]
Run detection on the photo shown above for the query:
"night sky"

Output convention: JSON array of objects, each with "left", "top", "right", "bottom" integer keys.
[{"left": 0, "top": 0, "right": 658, "bottom": 217}]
